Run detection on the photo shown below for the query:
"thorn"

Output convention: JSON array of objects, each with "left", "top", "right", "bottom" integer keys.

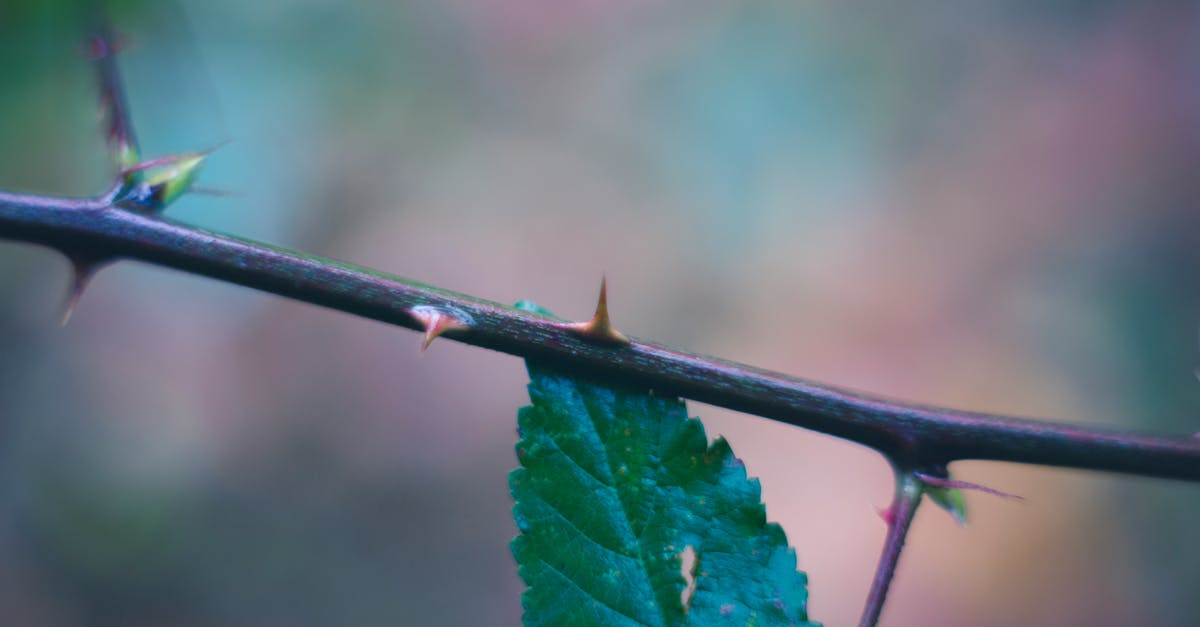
[
  {"left": 562, "top": 276, "right": 630, "bottom": 345},
  {"left": 875, "top": 505, "right": 895, "bottom": 526},
  {"left": 914, "top": 472, "right": 1024, "bottom": 501},
  {"left": 61, "top": 256, "right": 108, "bottom": 326},
  {"left": 409, "top": 305, "right": 473, "bottom": 351},
  {"left": 84, "top": 35, "right": 110, "bottom": 60},
  {"left": 187, "top": 185, "right": 239, "bottom": 198},
  {"left": 119, "top": 140, "right": 230, "bottom": 177},
  {"left": 82, "top": 32, "right": 130, "bottom": 60}
]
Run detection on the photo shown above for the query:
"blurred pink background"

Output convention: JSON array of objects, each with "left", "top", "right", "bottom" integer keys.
[{"left": 1, "top": 1, "right": 1198, "bottom": 625}]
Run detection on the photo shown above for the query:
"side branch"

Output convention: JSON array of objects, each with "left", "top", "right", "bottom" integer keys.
[
  {"left": 859, "top": 471, "right": 923, "bottom": 627},
  {"left": 2, "top": 189, "right": 1199, "bottom": 481}
]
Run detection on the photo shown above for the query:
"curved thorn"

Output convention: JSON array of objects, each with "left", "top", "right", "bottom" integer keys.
[
  {"left": 408, "top": 305, "right": 472, "bottom": 352},
  {"left": 61, "top": 256, "right": 107, "bottom": 327},
  {"left": 422, "top": 315, "right": 454, "bottom": 351},
  {"left": 562, "top": 276, "right": 630, "bottom": 345}
]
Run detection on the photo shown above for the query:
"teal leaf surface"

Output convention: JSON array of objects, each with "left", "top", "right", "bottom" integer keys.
[{"left": 510, "top": 362, "right": 818, "bottom": 626}]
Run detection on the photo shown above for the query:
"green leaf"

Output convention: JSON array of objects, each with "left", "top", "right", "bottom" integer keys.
[
  {"left": 924, "top": 484, "right": 967, "bottom": 527},
  {"left": 142, "top": 152, "right": 206, "bottom": 207},
  {"left": 510, "top": 362, "right": 818, "bottom": 626},
  {"left": 117, "top": 151, "right": 211, "bottom": 212}
]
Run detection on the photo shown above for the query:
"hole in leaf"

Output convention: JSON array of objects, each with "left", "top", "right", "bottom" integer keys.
[{"left": 680, "top": 545, "right": 698, "bottom": 612}]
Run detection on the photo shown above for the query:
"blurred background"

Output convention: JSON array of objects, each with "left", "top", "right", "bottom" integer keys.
[{"left": 1, "top": 0, "right": 1199, "bottom": 625}]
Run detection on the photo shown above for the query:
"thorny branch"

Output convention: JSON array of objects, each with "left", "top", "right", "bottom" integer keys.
[
  {"left": 4, "top": 186, "right": 1198, "bottom": 476},
  {"left": 2, "top": 12, "right": 1198, "bottom": 627},
  {"left": 3, "top": 188, "right": 1197, "bottom": 482}
]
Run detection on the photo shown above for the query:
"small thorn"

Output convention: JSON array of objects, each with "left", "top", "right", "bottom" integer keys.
[
  {"left": 562, "top": 276, "right": 630, "bottom": 345},
  {"left": 61, "top": 257, "right": 107, "bottom": 326},
  {"left": 83, "top": 32, "right": 130, "bottom": 59},
  {"left": 914, "top": 472, "right": 1024, "bottom": 501},
  {"left": 409, "top": 305, "right": 473, "bottom": 352},
  {"left": 120, "top": 141, "right": 229, "bottom": 180},
  {"left": 84, "top": 35, "right": 110, "bottom": 60},
  {"left": 188, "top": 185, "right": 239, "bottom": 198},
  {"left": 875, "top": 505, "right": 895, "bottom": 526}
]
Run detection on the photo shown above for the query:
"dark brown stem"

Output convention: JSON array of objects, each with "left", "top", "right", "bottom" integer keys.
[
  {"left": 859, "top": 471, "right": 923, "bottom": 627},
  {"left": 1, "top": 189, "right": 1198, "bottom": 483}
]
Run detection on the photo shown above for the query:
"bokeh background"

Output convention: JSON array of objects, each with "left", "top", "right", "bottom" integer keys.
[{"left": 2, "top": 1, "right": 1199, "bottom": 625}]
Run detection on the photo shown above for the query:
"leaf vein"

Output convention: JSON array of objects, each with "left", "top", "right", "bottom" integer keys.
[
  {"left": 538, "top": 557, "right": 654, "bottom": 627},
  {"left": 531, "top": 488, "right": 632, "bottom": 559}
]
